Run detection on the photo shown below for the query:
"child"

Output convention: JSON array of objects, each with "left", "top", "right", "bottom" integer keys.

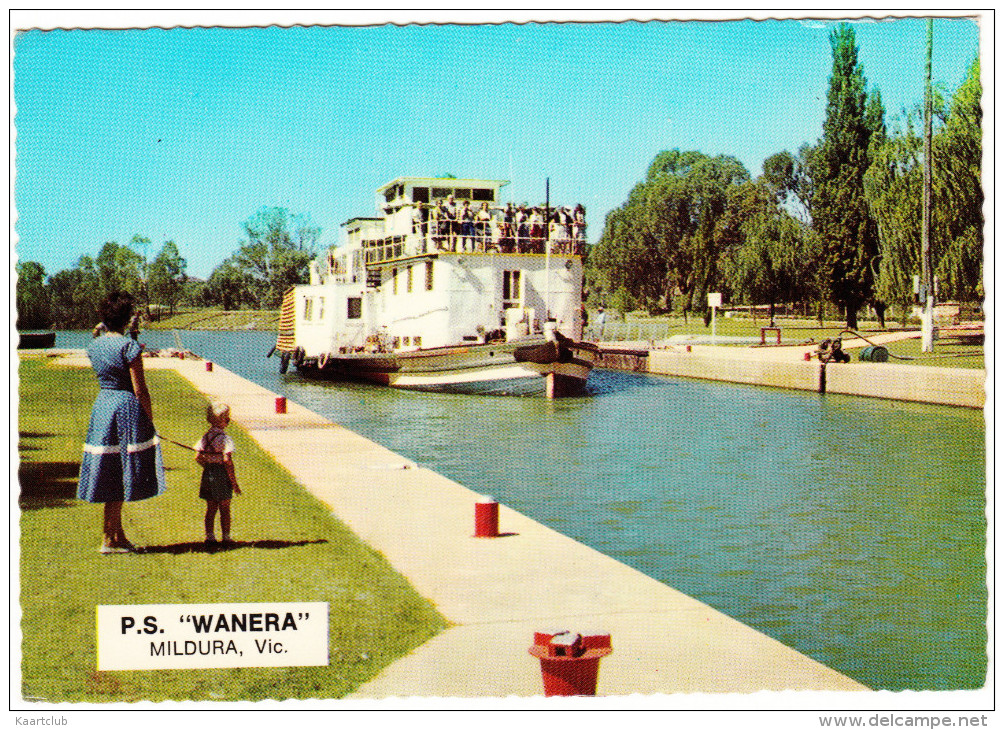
[{"left": 194, "top": 401, "right": 241, "bottom": 544}]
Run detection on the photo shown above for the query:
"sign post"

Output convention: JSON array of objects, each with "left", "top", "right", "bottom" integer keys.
[{"left": 707, "top": 293, "right": 722, "bottom": 345}]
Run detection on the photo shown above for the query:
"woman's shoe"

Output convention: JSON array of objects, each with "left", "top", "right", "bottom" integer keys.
[{"left": 99, "top": 544, "right": 132, "bottom": 554}]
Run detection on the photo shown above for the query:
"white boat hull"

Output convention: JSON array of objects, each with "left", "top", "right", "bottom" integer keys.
[{"left": 291, "top": 338, "right": 595, "bottom": 397}]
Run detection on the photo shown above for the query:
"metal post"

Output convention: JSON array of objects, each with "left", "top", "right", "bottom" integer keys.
[
  {"left": 544, "top": 178, "right": 551, "bottom": 321},
  {"left": 921, "top": 19, "right": 935, "bottom": 352}
]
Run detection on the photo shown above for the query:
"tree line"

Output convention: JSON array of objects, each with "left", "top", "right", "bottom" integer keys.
[
  {"left": 587, "top": 24, "right": 982, "bottom": 328},
  {"left": 15, "top": 206, "right": 319, "bottom": 330}
]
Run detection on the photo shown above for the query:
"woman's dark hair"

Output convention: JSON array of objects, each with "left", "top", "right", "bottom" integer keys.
[{"left": 100, "top": 291, "right": 135, "bottom": 332}]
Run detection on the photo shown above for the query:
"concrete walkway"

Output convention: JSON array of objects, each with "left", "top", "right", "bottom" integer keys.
[{"left": 53, "top": 351, "right": 867, "bottom": 696}]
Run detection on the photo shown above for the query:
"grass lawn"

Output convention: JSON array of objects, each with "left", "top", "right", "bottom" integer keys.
[
  {"left": 877, "top": 336, "right": 985, "bottom": 370},
  {"left": 17, "top": 355, "right": 448, "bottom": 703}
]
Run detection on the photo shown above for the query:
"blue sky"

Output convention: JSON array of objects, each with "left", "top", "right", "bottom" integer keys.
[{"left": 12, "top": 13, "right": 981, "bottom": 280}]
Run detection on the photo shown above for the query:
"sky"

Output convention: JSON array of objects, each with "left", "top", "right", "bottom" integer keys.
[{"left": 12, "top": 11, "right": 983, "bottom": 280}]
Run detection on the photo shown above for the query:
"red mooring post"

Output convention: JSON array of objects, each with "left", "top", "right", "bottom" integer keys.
[
  {"left": 205, "top": 361, "right": 214, "bottom": 372},
  {"left": 474, "top": 498, "right": 499, "bottom": 538},
  {"left": 275, "top": 396, "right": 287, "bottom": 414},
  {"left": 529, "top": 632, "right": 613, "bottom": 696}
]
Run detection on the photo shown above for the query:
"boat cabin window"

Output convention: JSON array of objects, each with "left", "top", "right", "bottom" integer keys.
[
  {"left": 391, "top": 267, "right": 398, "bottom": 295},
  {"left": 502, "top": 270, "right": 522, "bottom": 308},
  {"left": 472, "top": 188, "right": 494, "bottom": 202},
  {"left": 413, "top": 336, "right": 422, "bottom": 346},
  {"left": 347, "top": 297, "right": 362, "bottom": 320},
  {"left": 412, "top": 187, "right": 430, "bottom": 203},
  {"left": 303, "top": 298, "right": 314, "bottom": 321},
  {"left": 406, "top": 265, "right": 413, "bottom": 293},
  {"left": 318, "top": 297, "right": 325, "bottom": 320},
  {"left": 454, "top": 188, "right": 471, "bottom": 199},
  {"left": 432, "top": 187, "right": 452, "bottom": 199},
  {"left": 425, "top": 261, "right": 434, "bottom": 291},
  {"left": 403, "top": 336, "right": 411, "bottom": 346}
]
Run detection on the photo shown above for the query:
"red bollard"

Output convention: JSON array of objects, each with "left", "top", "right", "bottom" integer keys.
[
  {"left": 529, "top": 632, "right": 613, "bottom": 696},
  {"left": 275, "top": 396, "right": 287, "bottom": 414},
  {"left": 205, "top": 361, "right": 214, "bottom": 372},
  {"left": 686, "top": 345, "right": 692, "bottom": 353},
  {"left": 804, "top": 352, "right": 812, "bottom": 361},
  {"left": 474, "top": 498, "right": 499, "bottom": 538}
]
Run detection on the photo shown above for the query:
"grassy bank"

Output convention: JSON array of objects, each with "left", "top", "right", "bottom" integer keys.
[
  {"left": 17, "top": 355, "right": 447, "bottom": 703},
  {"left": 144, "top": 308, "right": 279, "bottom": 332}
]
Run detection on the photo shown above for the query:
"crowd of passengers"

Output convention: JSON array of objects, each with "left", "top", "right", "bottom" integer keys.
[{"left": 411, "top": 194, "right": 586, "bottom": 254}]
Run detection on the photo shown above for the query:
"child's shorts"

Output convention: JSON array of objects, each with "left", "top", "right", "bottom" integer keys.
[{"left": 200, "top": 464, "right": 233, "bottom": 502}]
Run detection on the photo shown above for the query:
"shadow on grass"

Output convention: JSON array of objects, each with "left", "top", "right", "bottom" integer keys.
[
  {"left": 18, "top": 460, "right": 79, "bottom": 510},
  {"left": 137, "top": 538, "right": 329, "bottom": 555},
  {"left": 18, "top": 458, "right": 182, "bottom": 510}
]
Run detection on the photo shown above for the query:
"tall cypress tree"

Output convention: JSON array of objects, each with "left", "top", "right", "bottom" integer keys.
[{"left": 812, "top": 23, "right": 880, "bottom": 329}]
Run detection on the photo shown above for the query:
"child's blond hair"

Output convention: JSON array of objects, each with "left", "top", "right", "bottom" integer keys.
[{"left": 206, "top": 400, "right": 231, "bottom": 426}]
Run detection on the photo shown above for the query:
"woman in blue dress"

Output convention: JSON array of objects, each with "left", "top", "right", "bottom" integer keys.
[{"left": 78, "top": 292, "right": 166, "bottom": 553}]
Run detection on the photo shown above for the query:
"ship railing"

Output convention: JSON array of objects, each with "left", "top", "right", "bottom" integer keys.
[{"left": 363, "top": 220, "right": 587, "bottom": 264}]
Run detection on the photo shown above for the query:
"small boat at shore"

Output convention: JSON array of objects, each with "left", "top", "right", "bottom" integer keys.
[
  {"left": 17, "top": 331, "right": 56, "bottom": 349},
  {"left": 272, "top": 176, "right": 595, "bottom": 396}
]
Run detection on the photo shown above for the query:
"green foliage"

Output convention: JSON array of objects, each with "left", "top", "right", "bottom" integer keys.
[
  {"left": 933, "top": 58, "right": 983, "bottom": 300},
  {"left": 717, "top": 180, "right": 817, "bottom": 316},
  {"left": 204, "top": 207, "right": 319, "bottom": 309},
  {"left": 148, "top": 240, "right": 188, "bottom": 315},
  {"left": 811, "top": 23, "right": 882, "bottom": 328},
  {"left": 587, "top": 149, "right": 749, "bottom": 314},
  {"left": 865, "top": 56, "right": 983, "bottom": 307},
  {"left": 15, "top": 261, "right": 51, "bottom": 330}
]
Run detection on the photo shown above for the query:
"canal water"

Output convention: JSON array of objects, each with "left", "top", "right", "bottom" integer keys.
[{"left": 46, "top": 330, "right": 987, "bottom": 691}]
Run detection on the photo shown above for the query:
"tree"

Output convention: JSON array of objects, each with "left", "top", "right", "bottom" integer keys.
[
  {"left": 15, "top": 261, "right": 51, "bottom": 330},
  {"left": 204, "top": 259, "right": 252, "bottom": 311},
  {"left": 148, "top": 241, "right": 187, "bottom": 316},
  {"left": 865, "top": 57, "right": 983, "bottom": 316},
  {"left": 933, "top": 57, "right": 982, "bottom": 301},
  {"left": 587, "top": 149, "right": 749, "bottom": 316},
  {"left": 811, "top": 24, "right": 882, "bottom": 329},
  {"left": 229, "top": 207, "right": 318, "bottom": 308},
  {"left": 718, "top": 179, "right": 815, "bottom": 321},
  {"left": 95, "top": 241, "right": 145, "bottom": 299}
]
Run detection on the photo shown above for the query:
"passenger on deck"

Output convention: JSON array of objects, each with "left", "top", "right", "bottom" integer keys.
[
  {"left": 412, "top": 201, "right": 429, "bottom": 251},
  {"left": 572, "top": 204, "right": 586, "bottom": 254},
  {"left": 476, "top": 201, "right": 493, "bottom": 251},
  {"left": 529, "top": 207, "right": 545, "bottom": 253},
  {"left": 429, "top": 205, "right": 444, "bottom": 250},
  {"left": 441, "top": 194, "right": 459, "bottom": 251},
  {"left": 515, "top": 204, "right": 529, "bottom": 253},
  {"left": 460, "top": 200, "right": 475, "bottom": 252},
  {"left": 501, "top": 202, "right": 516, "bottom": 252}
]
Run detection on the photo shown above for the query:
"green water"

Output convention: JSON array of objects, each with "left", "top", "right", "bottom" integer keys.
[{"left": 56, "top": 331, "right": 989, "bottom": 689}]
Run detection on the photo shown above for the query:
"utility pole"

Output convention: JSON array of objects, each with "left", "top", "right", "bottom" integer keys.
[{"left": 920, "top": 18, "right": 935, "bottom": 352}]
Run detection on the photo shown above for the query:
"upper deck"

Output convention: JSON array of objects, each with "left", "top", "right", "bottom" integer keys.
[{"left": 321, "top": 176, "right": 587, "bottom": 283}]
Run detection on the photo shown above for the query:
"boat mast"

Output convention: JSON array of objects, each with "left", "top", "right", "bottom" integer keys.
[{"left": 545, "top": 177, "right": 551, "bottom": 321}]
